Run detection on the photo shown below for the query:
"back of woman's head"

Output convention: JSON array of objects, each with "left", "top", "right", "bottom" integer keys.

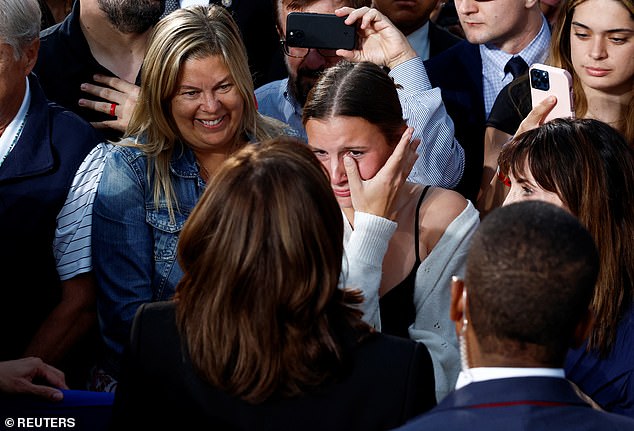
[
  {"left": 129, "top": 5, "right": 256, "bottom": 152},
  {"left": 499, "top": 118, "right": 634, "bottom": 354},
  {"left": 302, "top": 61, "right": 405, "bottom": 145},
  {"left": 176, "top": 137, "right": 367, "bottom": 403}
]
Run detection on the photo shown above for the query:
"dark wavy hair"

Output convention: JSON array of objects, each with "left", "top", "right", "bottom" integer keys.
[{"left": 175, "top": 137, "right": 369, "bottom": 403}]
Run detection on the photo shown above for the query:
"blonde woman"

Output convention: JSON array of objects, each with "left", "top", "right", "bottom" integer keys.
[{"left": 91, "top": 5, "right": 285, "bottom": 387}]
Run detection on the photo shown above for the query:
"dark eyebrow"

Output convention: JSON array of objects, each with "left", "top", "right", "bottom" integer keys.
[{"left": 571, "top": 21, "right": 634, "bottom": 34}]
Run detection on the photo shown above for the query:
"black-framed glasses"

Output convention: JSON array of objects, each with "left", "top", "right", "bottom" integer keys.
[{"left": 280, "top": 40, "right": 339, "bottom": 58}]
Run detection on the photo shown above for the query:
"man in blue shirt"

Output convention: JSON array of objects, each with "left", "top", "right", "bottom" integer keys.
[{"left": 423, "top": 0, "right": 550, "bottom": 202}]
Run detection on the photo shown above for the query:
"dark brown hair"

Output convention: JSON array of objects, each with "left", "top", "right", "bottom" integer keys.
[
  {"left": 302, "top": 61, "right": 405, "bottom": 145},
  {"left": 175, "top": 137, "right": 368, "bottom": 403}
]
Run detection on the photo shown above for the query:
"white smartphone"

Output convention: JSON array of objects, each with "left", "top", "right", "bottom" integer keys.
[{"left": 529, "top": 63, "right": 575, "bottom": 122}]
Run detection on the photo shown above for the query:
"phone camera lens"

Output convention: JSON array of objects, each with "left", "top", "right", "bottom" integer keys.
[{"left": 530, "top": 69, "right": 550, "bottom": 91}]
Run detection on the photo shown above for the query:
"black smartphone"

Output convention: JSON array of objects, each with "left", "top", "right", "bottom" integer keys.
[{"left": 285, "top": 12, "right": 356, "bottom": 51}]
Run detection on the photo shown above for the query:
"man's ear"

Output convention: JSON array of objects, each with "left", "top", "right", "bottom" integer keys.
[
  {"left": 22, "top": 38, "right": 40, "bottom": 76},
  {"left": 450, "top": 276, "right": 466, "bottom": 333},
  {"left": 524, "top": 0, "right": 540, "bottom": 9},
  {"left": 571, "top": 308, "right": 595, "bottom": 349}
]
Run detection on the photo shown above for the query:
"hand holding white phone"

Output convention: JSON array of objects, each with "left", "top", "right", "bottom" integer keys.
[{"left": 529, "top": 63, "right": 575, "bottom": 123}]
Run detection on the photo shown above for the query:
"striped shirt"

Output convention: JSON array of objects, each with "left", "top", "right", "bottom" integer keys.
[{"left": 54, "top": 142, "right": 113, "bottom": 280}]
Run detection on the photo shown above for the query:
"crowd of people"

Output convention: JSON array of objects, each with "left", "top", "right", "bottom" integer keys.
[{"left": 1, "top": 0, "right": 633, "bottom": 429}]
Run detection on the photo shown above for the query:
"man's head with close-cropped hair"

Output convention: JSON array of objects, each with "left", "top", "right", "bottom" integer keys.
[{"left": 465, "top": 201, "right": 598, "bottom": 366}]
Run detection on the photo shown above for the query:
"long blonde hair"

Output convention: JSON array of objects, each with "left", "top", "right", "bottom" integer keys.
[
  {"left": 125, "top": 5, "right": 285, "bottom": 218},
  {"left": 549, "top": 0, "right": 634, "bottom": 145}
]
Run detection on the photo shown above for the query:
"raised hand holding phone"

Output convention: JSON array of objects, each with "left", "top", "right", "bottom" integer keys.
[{"left": 529, "top": 63, "right": 575, "bottom": 123}]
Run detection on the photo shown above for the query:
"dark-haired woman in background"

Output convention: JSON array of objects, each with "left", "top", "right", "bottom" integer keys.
[{"left": 500, "top": 118, "right": 634, "bottom": 416}]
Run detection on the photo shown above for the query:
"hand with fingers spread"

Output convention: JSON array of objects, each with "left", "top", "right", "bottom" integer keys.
[
  {"left": 344, "top": 127, "right": 420, "bottom": 220},
  {"left": 78, "top": 74, "right": 140, "bottom": 133},
  {"left": 0, "top": 357, "right": 68, "bottom": 402},
  {"left": 335, "top": 7, "right": 417, "bottom": 70}
]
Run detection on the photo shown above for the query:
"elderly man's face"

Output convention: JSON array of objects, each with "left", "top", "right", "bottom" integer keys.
[{"left": 0, "top": 41, "right": 38, "bottom": 132}]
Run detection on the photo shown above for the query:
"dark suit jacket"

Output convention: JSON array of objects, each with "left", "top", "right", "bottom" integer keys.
[
  {"left": 424, "top": 41, "right": 485, "bottom": 202},
  {"left": 110, "top": 301, "right": 436, "bottom": 430},
  {"left": 429, "top": 22, "right": 463, "bottom": 58},
  {"left": 0, "top": 75, "right": 100, "bottom": 366},
  {"left": 393, "top": 376, "right": 634, "bottom": 431}
]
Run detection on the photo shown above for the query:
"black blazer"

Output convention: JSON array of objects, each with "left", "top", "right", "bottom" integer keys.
[
  {"left": 424, "top": 41, "right": 485, "bottom": 202},
  {"left": 110, "top": 301, "right": 436, "bottom": 430},
  {"left": 429, "top": 22, "right": 463, "bottom": 58}
]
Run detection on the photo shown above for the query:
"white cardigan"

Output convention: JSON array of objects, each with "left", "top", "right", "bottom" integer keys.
[{"left": 342, "top": 201, "right": 480, "bottom": 402}]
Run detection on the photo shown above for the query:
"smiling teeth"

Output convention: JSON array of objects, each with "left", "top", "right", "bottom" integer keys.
[{"left": 200, "top": 117, "right": 223, "bottom": 126}]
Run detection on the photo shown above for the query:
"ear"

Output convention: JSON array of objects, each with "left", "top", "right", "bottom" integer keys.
[
  {"left": 22, "top": 38, "right": 40, "bottom": 76},
  {"left": 571, "top": 308, "right": 595, "bottom": 349},
  {"left": 276, "top": 24, "right": 284, "bottom": 39},
  {"left": 524, "top": 0, "right": 540, "bottom": 9},
  {"left": 450, "top": 276, "right": 466, "bottom": 334}
]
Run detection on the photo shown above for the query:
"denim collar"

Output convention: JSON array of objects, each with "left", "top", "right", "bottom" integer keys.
[{"left": 169, "top": 144, "right": 199, "bottom": 179}]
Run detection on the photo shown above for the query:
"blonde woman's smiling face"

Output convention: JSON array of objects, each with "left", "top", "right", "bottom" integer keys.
[{"left": 170, "top": 55, "right": 244, "bottom": 154}]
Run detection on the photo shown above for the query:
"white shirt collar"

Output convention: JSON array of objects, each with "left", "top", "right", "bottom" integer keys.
[
  {"left": 406, "top": 22, "right": 431, "bottom": 61},
  {"left": 0, "top": 77, "right": 31, "bottom": 167},
  {"left": 456, "top": 367, "right": 566, "bottom": 390},
  {"left": 179, "top": 0, "right": 210, "bottom": 7}
]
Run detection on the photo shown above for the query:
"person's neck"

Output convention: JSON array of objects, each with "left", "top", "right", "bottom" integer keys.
[
  {"left": 471, "top": 354, "right": 555, "bottom": 368},
  {"left": 46, "top": 0, "right": 72, "bottom": 23},
  {"left": 583, "top": 86, "right": 633, "bottom": 135},
  {"left": 399, "top": 19, "right": 429, "bottom": 37},
  {"left": 194, "top": 141, "right": 248, "bottom": 182},
  {"left": 0, "top": 85, "right": 26, "bottom": 139},
  {"left": 79, "top": 2, "right": 150, "bottom": 82},
  {"left": 492, "top": 10, "right": 543, "bottom": 54}
]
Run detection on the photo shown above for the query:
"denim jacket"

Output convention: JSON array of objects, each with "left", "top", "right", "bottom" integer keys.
[{"left": 92, "top": 143, "right": 205, "bottom": 375}]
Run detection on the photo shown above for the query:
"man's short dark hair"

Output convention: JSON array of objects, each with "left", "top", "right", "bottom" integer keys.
[{"left": 466, "top": 201, "right": 598, "bottom": 365}]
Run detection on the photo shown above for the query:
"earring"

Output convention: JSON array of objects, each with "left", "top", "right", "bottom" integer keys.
[{"left": 455, "top": 287, "right": 473, "bottom": 388}]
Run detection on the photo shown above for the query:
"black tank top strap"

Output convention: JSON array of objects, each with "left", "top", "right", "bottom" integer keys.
[{"left": 414, "top": 185, "right": 431, "bottom": 264}]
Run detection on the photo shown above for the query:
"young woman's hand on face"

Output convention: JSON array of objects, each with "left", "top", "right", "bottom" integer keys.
[{"left": 343, "top": 127, "right": 419, "bottom": 220}]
